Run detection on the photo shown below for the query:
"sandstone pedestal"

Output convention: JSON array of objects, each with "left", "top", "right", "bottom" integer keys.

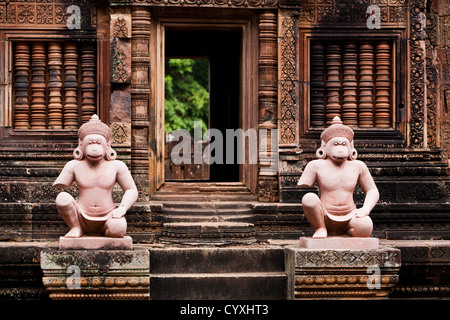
[
  {"left": 285, "top": 245, "right": 401, "bottom": 299},
  {"left": 41, "top": 248, "right": 149, "bottom": 300},
  {"left": 299, "top": 236, "right": 379, "bottom": 249},
  {"left": 59, "top": 236, "right": 133, "bottom": 250}
]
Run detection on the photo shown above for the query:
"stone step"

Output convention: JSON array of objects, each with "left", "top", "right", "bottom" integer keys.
[
  {"left": 151, "top": 182, "right": 257, "bottom": 202},
  {"left": 154, "top": 182, "right": 257, "bottom": 244},
  {"left": 162, "top": 222, "right": 256, "bottom": 244},
  {"left": 163, "top": 214, "right": 253, "bottom": 223},
  {"left": 158, "top": 182, "right": 250, "bottom": 193},
  {"left": 150, "top": 247, "right": 285, "bottom": 273},
  {"left": 161, "top": 201, "right": 254, "bottom": 210},
  {"left": 149, "top": 247, "right": 287, "bottom": 299},
  {"left": 163, "top": 207, "right": 253, "bottom": 215},
  {"left": 150, "top": 272, "right": 287, "bottom": 300},
  {"left": 151, "top": 193, "right": 257, "bottom": 202}
]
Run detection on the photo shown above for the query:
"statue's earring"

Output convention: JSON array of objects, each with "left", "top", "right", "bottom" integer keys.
[
  {"left": 349, "top": 141, "right": 358, "bottom": 160},
  {"left": 73, "top": 147, "right": 83, "bottom": 160},
  {"left": 316, "top": 141, "right": 327, "bottom": 159},
  {"left": 106, "top": 147, "right": 117, "bottom": 161}
]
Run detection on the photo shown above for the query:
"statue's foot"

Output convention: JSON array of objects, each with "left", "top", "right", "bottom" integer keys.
[
  {"left": 64, "top": 227, "right": 83, "bottom": 238},
  {"left": 312, "top": 228, "right": 327, "bottom": 238}
]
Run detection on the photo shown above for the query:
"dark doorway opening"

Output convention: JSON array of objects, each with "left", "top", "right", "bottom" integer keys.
[{"left": 165, "top": 29, "right": 241, "bottom": 182}]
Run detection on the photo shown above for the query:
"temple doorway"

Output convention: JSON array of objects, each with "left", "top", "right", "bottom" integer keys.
[
  {"left": 164, "top": 29, "right": 241, "bottom": 182},
  {"left": 150, "top": 13, "right": 259, "bottom": 194}
]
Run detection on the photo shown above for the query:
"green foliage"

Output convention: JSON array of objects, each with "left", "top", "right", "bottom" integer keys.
[{"left": 165, "top": 58, "right": 209, "bottom": 136}]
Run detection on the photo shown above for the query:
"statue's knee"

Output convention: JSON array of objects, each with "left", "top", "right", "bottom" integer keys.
[
  {"left": 105, "top": 218, "right": 127, "bottom": 238},
  {"left": 56, "top": 192, "right": 74, "bottom": 208},
  {"left": 349, "top": 216, "right": 373, "bottom": 237},
  {"left": 302, "top": 192, "right": 320, "bottom": 209}
]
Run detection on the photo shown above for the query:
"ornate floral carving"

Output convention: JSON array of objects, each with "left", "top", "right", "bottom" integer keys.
[
  {"left": 425, "top": 12, "right": 438, "bottom": 149},
  {"left": 113, "top": 15, "right": 128, "bottom": 38},
  {"left": 279, "top": 13, "right": 299, "bottom": 146},
  {"left": 2, "top": 1, "right": 95, "bottom": 27},
  {"left": 409, "top": 0, "right": 426, "bottom": 148},
  {"left": 111, "top": 123, "right": 128, "bottom": 144},
  {"left": 112, "top": 44, "right": 129, "bottom": 83},
  {"left": 36, "top": 4, "right": 53, "bottom": 24},
  {"left": 298, "top": 0, "right": 407, "bottom": 27},
  {"left": 129, "top": 0, "right": 279, "bottom": 7},
  {"left": 0, "top": 4, "right": 6, "bottom": 24},
  {"left": 17, "top": 4, "right": 35, "bottom": 24}
]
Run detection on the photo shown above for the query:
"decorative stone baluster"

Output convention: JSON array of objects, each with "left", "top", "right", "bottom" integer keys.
[
  {"left": 14, "top": 42, "right": 31, "bottom": 129},
  {"left": 30, "top": 42, "right": 47, "bottom": 129},
  {"left": 48, "top": 42, "right": 63, "bottom": 129},
  {"left": 81, "top": 43, "right": 96, "bottom": 123},
  {"left": 325, "top": 43, "right": 341, "bottom": 125},
  {"left": 342, "top": 42, "right": 358, "bottom": 126},
  {"left": 310, "top": 41, "right": 325, "bottom": 127},
  {"left": 358, "top": 42, "right": 375, "bottom": 127},
  {"left": 375, "top": 41, "right": 391, "bottom": 128},
  {"left": 63, "top": 43, "right": 79, "bottom": 129}
]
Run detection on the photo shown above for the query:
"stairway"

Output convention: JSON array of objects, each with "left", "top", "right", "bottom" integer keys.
[
  {"left": 149, "top": 247, "right": 287, "bottom": 300},
  {"left": 151, "top": 182, "right": 258, "bottom": 245}
]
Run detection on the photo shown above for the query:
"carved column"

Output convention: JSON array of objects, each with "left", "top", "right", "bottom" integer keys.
[
  {"left": 131, "top": 7, "right": 151, "bottom": 200},
  {"left": 63, "top": 43, "right": 79, "bottom": 129},
  {"left": 259, "top": 11, "right": 278, "bottom": 202},
  {"left": 81, "top": 43, "right": 96, "bottom": 124},
  {"left": 48, "top": 42, "right": 63, "bottom": 129},
  {"left": 409, "top": 0, "right": 426, "bottom": 148},
  {"left": 279, "top": 12, "right": 299, "bottom": 143},
  {"left": 342, "top": 42, "right": 358, "bottom": 126},
  {"left": 259, "top": 12, "right": 278, "bottom": 128},
  {"left": 358, "top": 42, "right": 375, "bottom": 127},
  {"left": 30, "top": 42, "right": 47, "bottom": 129},
  {"left": 14, "top": 42, "right": 31, "bottom": 129},
  {"left": 310, "top": 41, "right": 325, "bottom": 127},
  {"left": 374, "top": 41, "right": 391, "bottom": 128},
  {"left": 325, "top": 43, "right": 341, "bottom": 125}
]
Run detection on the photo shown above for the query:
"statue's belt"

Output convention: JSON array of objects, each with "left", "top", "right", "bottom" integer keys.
[
  {"left": 323, "top": 204, "right": 357, "bottom": 223},
  {"left": 74, "top": 202, "right": 115, "bottom": 222}
]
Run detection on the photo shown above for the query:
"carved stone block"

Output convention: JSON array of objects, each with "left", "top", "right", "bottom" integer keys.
[
  {"left": 285, "top": 246, "right": 401, "bottom": 299},
  {"left": 41, "top": 248, "right": 150, "bottom": 300}
]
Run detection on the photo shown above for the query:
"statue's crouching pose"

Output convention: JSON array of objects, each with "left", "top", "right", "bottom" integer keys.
[
  {"left": 53, "top": 115, "right": 138, "bottom": 238},
  {"left": 297, "top": 117, "right": 379, "bottom": 238}
]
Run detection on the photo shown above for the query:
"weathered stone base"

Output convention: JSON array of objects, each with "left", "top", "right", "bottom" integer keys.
[
  {"left": 59, "top": 236, "right": 133, "bottom": 250},
  {"left": 299, "top": 237, "right": 380, "bottom": 249},
  {"left": 285, "top": 245, "right": 401, "bottom": 299},
  {"left": 40, "top": 248, "right": 149, "bottom": 300}
]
